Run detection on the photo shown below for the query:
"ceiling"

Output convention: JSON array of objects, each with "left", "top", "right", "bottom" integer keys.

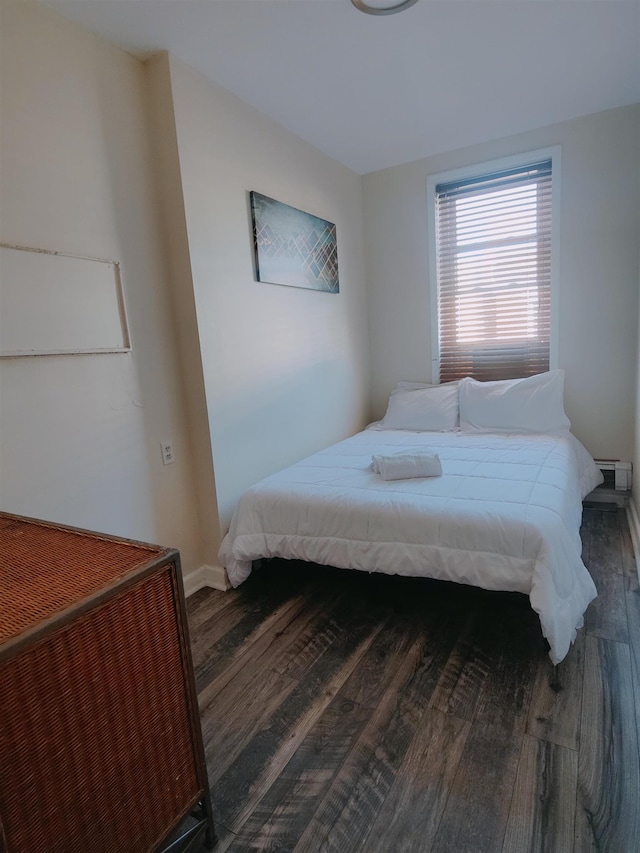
[{"left": 41, "top": 0, "right": 640, "bottom": 174}]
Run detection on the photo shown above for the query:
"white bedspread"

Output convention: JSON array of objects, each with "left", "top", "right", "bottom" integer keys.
[{"left": 219, "top": 430, "right": 602, "bottom": 663}]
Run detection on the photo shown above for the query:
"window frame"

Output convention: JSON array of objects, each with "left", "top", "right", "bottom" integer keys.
[{"left": 427, "top": 146, "right": 561, "bottom": 383}]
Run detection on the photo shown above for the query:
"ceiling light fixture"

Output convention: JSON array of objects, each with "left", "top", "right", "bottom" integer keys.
[{"left": 351, "top": 0, "right": 420, "bottom": 15}]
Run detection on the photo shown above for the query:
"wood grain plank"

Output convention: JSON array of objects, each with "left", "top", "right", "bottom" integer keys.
[
  {"left": 216, "top": 588, "right": 343, "bottom": 691},
  {"left": 364, "top": 709, "right": 470, "bottom": 853},
  {"left": 601, "top": 506, "right": 620, "bottom": 529},
  {"left": 429, "top": 607, "right": 541, "bottom": 853},
  {"left": 428, "top": 609, "right": 489, "bottom": 722},
  {"left": 203, "top": 665, "right": 297, "bottom": 783},
  {"left": 189, "top": 594, "right": 267, "bottom": 675},
  {"left": 502, "top": 734, "right": 578, "bottom": 853},
  {"left": 189, "top": 602, "right": 252, "bottom": 679},
  {"left": 589, "top": 526, "right": 623, "bottom": 575},
  {"left": 619, "top": 509, "right": 638, "bottom": 582},
  {"left": 186, "top": 586, "right": 232, "bottom": 630},
  {"left": 212, "top": 613, "right": 385, "bottom": 830},
  {"left": 254, "top": 591, "right": 344, "bottom": 676},
  {"left": 187, "top": 588, "right": 258, "bottom": 677},
  {"left": 292, "top": 619, "right": 464, "bottom": 852},
  {"left": 224, "top": 621, "right": 419, "bottom": 852},
  {"left": 580, "top": 523, "right": 591, "bottom": 564},
  {"left": 430, "top": 594, "right": 543, "bottom": 723},
  {"left": 429, "top": 728, "right": 524, "bottom": 852},
  {"left": 525, "top": 630, "right": 584, "bottom": 751},
  {"left": 190, "top": 562, "right": 327, "bottom": 688},
  {"left": 223, "top": 699, "right": 373, "bottom": 852},
  {"left": 196, "top": 594, "right": 310, "bottom": 698},
  {"left": 336, "top": 590, "right": 467, "bottom": 710},
  {"left": 180, "top": 517, "right": 638, "bottom": 853},
  {"left": 575, "top": 635, "right": 640, "bottom": 852},
  {"left": 201, "top": 594, "right": 368, "bottom": 780},
  {"left": 618, "top": 510, "right": 640, "bottom": 760},
  {"left": 625, "top": 573, "right": 640, "bottom": 777},
  {"left": 581, "top": 507, "right": 604, "bottom": 529},
  {"left": 272, "top": 596, "right": 347, "bottom": 682},
  {"left": 334, "top": 614, "right": 426, "bottom": 709},
  {"left": 584, "top": 527, "right": 628, "bottom": 643}
]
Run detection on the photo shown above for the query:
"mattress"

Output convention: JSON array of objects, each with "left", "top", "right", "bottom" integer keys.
[{"left": 219, "top": 429, "right": 602, "bottom": 663}]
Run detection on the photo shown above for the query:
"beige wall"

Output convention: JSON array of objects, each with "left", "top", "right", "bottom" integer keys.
[
  {"left": 144, "top": 53, "right": 222, "bottom": 572},
  {"left": 0, "top": 4, "right": 370, "bottom": 571},
  {"left": 0, "top": 1, "right": 203, "bottom": 571},
  {"left": 363, "top": 105, "right": 640, "bottom": 462},
  {"left": 3, "top": 0, "right": 638, "bottom": 575},
  {"left": 161, "top": 55, "right": 371, "bottom": 529}
]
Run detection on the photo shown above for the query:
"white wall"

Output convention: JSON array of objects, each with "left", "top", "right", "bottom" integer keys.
[
  {"left": 4, "top": 1, "right": 636, "bottom": 582},
  {"left": 0, "top": 6, "right": 370, "bottom": 579},
  {"left": 161, "top": 56, "right": 370, "bottom": 528},
  {"left": 363, "top": 105, "right": 640, "bottom": 462},
  {"left": 0, "top": 1, "right": 203, "bottom": 572},
  {"left": 144, "top": 53, "right": 222, "bottom": 573}
]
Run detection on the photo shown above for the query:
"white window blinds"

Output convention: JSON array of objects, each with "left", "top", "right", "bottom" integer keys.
[{"left": 435, "top": 160, "right": 552, "bottom": 383}]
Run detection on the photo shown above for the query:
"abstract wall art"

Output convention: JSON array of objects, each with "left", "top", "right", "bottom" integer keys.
[{"left": 249, "top": 191, "right": 339, "bottom": 293}]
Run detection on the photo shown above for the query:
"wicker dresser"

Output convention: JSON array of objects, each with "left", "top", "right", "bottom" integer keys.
[{"left": 0, "top": 513, "right": 215, "bottom": 853}]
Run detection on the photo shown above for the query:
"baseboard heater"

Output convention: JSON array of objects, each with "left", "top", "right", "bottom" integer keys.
[{"left": 593, "top": 459, "right": 632, "bottom": 492}]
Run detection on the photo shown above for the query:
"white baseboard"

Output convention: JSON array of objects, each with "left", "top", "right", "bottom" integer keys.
[
  {"left": 182, "top": 565, "right": 208, "bottom": 597},
  {"left": 203, "top": 563, "right": 231, "bottom": 591},
  {"left": 182, "top": 563, "right": 230, "bottom": 596},
  {"left": 625, "top": 497, "right": 640, "bottom": 584}
]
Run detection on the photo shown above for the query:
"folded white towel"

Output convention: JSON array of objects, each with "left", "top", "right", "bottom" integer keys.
[{"left": 370, "top": 450, "right": 442, "bottom": 481}]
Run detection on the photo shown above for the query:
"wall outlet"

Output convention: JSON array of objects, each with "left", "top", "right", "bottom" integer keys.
[{"left": 161, "top": 440, "right": 175, "bottom": 465}]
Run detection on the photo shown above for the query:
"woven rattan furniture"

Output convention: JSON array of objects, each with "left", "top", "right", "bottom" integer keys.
[{"left": 0, "top": 512, "right": 215, "bottom": 853}]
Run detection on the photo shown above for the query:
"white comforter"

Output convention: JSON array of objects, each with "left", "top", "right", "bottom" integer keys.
[{"left": 219, "top": 430, "right": 602, "bottom": 663}]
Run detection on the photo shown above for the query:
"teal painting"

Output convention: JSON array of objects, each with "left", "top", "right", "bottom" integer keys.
[{"left": 250, "top": 192, "right": 339, "bottom": 293}]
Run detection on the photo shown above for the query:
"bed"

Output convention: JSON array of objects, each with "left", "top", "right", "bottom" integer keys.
[{"left": 219, "top": 371, "right": 602, "bottom": 664}]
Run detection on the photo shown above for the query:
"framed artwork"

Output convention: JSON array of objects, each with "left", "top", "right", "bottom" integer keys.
[
  {"left": 0, "top": 243, "right": 130, "bottom": 356},
  {"left": 249, "top": 191, "right": 339, "bottom": 293}
]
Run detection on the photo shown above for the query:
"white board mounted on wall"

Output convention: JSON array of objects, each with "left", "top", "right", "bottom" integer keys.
[{"left": 0, "top": 244, "right": 130, "bottom": 356}]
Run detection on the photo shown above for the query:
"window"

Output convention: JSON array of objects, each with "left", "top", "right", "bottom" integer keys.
[{"left": 431, "top": 157, "right": 554, "bottom": 383}]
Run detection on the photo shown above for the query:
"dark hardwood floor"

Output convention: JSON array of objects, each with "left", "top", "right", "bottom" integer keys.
[{"left": 178, "top": 505, "right": 640, "bottom": 852}]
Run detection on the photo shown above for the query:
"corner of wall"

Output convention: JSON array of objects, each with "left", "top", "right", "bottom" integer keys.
[
  {"left": 143, "top": 51, "right": 223, "bottom": 567},
  {"left": 163, "top": 56, "right": 371, "bottom": 535},
  {"left": 182, "top": 563, "right": 230, "bottom": 597}
]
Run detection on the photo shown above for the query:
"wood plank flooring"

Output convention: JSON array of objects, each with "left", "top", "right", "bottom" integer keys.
[{"left": 178, "top": 505, "right": 640, "bottom": 852}]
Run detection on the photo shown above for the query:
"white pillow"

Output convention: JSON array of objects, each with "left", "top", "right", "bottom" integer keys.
[
  {"left": 392, "top": 379, "right": 459, "bottom": 394},
  {"left": 380, "top": 384, "right": 459, "bottom": 432},
  {"left": 458, "top": 369, "right": 571, "bottom": 434}
]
